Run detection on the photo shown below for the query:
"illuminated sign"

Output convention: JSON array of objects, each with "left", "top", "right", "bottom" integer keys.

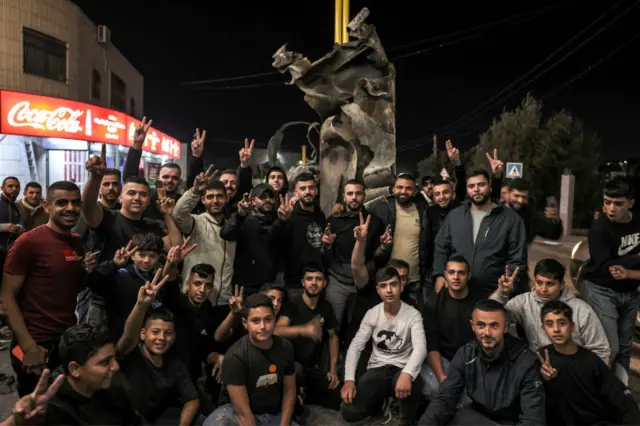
[{"left": 0, "top": 90, "right": 180, "bottom": 159}]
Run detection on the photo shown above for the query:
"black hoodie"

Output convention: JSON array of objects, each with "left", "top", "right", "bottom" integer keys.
[
  {"left": 265, "top": 165, "right": 290, "bottom": 201},
  {"left": 273, "top": 202, "right": 326, "bottom": 288}
]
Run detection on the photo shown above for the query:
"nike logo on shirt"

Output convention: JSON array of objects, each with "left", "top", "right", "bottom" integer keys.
[{"left": 618, "top": 233, "right": 640, "bottom": 256}]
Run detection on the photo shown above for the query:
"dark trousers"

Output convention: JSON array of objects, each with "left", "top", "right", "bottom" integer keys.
[
  {"left": 295, "top": 362, "right": 341, "bottom": 410},
  {"left": 340, "top": 365, "right": 423, "bottom": 426},
  {"left": 10, "top": 338, "right": 60, "bottom": 397}
]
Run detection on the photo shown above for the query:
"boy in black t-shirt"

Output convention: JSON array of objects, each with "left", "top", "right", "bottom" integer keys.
[
  {"left": 537, "top": 300, "right": 640, "bottom": 425},
  {"left": 116, "top": 270, "right": 200, "bottom": 425},
  {"left": 205, "top": 293, "right": 297, "bottom": 426},
  {"left": 275, "top": 264, "right": 341, "bottom": 410}
]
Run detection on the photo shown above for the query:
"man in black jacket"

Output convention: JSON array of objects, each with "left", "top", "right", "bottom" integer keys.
[
  {"left": 220, "top": 183, "right": 283, "bottom": 295},
  {"left": 419, "top": 299, "right": 545, "bottom": 425},
  {"left": 433, "top": 170, "right": 527, "bottom": 297}
]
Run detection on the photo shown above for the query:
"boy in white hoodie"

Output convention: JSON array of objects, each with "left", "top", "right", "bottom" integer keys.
[{"left": 490, "top": 258, "right": 610, "bottom": 363}]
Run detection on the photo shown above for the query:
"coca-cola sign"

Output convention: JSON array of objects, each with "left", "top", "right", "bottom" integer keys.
[{"left": 0, "top": 90, "right": 180, "bottom": 159}]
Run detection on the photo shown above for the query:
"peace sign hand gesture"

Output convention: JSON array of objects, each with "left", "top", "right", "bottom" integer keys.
[
  {"left": 85, "top": 144, "right": 107, "bottom": 177},
  {"left": 133, "top": 116, "right": 153, "bottom": 148},
  {"left": 446, "top": 139, "right": 461, "bottom": 166},
  {"left": 11, "top": 369, "right": 65, "bottom": 424},
  {"left": 238, "top": 193, "right": 254, "bottom": 217},
  {"left": 497, "top": 265, "right": 520, "bottom": 296},
  {"left": 485, "top": 149, "right": 504, "bottom": 175},
  {"left": 114, "top": 240, "right": 139, "bottom": 268},
  {"left": 239, "top": 138, "right": 255, "bottom": 168},
  {"left": 193, "top": 165, "right": 219, "bottom": 195},
  {"left": 321, "top": 223, "right": 337, "bottom": 248},
  {"left": 229, "top": 285, "right": 244, "bottom": 315},
  {"left": 353, "top": 212, "right": 371, "bottom": 242},
  {"left": 166, "top": 236, "right": 198, "bottom": 266},
  {"left": 277, "top": 194, "right": 293, "bottom": 221},
  {"left": 192, "top": 128, "right": 206, "bottom": 158},
  {"left": 138, "top": 269, "right": 170, "bottom": 305},
  {"left": 380, "top": 225, "right": 393, "bottom": 249},
  {"left": 536, "top": 349, "right": 558, "bottom": 381}
]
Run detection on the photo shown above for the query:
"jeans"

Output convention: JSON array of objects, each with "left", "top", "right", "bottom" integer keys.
[
  {"left": 324, "top": 278, "right": 357, "bottom": 327},
  {"left": 421, "top": 358, "right": 471, "bottom": 405},
  {"left": 583, "top": 280, "right": 640, "bottom": 376},
  {"left": 419, "top": 406, "right": 500, "bottom": 425},
  {"left": 10, "top": 338, "right": 60, "bottom": 397},
  {"left": 204, "top": 404, "right": 299, "bottom": 426},
  {"left": 340, "top": 365, "right": 423, "bottom": 426},
  {"left": 294, "top": 362, "right": 341, "bottom": 410}
]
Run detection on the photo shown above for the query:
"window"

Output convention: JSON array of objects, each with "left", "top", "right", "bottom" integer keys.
[
  {"left": 23, "top": 27, "right": 67, "bottom": 82},
  {"left": 110, "top": 72, "right": 126, "bottom": 112},
  {"left": 91, "top": 69, "right": 101, "bottom": 100},
  {"left": 129, "top": 98, "right": 136, "bottom": 117}
]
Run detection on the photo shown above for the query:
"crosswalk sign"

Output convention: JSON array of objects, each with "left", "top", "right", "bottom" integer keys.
[{"left": 506, "top": 162, "right": 523, "bottom": 178}]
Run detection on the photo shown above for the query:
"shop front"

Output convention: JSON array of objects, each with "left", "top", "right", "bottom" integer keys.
[{"left": 0, "top": 90, "right": 182, "bottom": 190}]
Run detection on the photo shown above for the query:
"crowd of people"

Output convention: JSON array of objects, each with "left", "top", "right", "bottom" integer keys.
[{"left": 0, "top": 121, "right": 639, "bottom": 425}]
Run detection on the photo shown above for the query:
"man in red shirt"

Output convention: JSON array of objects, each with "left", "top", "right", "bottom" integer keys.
[{"left": 0, "top": 180, "right": 87, "bottom": 396}]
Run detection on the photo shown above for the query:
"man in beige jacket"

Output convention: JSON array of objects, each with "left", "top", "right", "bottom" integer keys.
[{"left": 173, "top": 169, "right": 236, "bottom": 306}]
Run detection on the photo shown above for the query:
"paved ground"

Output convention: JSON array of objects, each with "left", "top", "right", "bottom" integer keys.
[{"left": 1, "top": 235, "right": 638, "bottom": 424}]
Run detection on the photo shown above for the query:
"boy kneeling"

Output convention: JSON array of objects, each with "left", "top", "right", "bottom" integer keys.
[{"left": 341, "top": 266, "right": 426, "bottom": 425}]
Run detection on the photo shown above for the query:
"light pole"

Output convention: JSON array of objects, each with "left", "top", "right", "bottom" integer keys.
[{"left": 335, "top": 0, "right": 349, "bottom": 44}]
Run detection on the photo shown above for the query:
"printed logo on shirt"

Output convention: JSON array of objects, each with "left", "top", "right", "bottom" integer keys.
[
  {"left": 269, "top": 364, "right": 277, "bottom": 373},
  {"left": 200, "top": 329, "right": 208, "bottom": 336},
  {"left": 151, "top": 299, "right": 162, "bottom": 309},
  {"left": 306, "top": 222, "right": 323, "bottom": 249},
  {"left": 618, "top": 233, "right": 640, "bottom": 256},
  {"left": 256, "top": 373, "right": 278, "bottom": 388},
  {"left": 63, "top": 249, "right": 83, "bottom": 262},
  {"left": 374, "top": 330, "right": 403, "bottom": 353}
]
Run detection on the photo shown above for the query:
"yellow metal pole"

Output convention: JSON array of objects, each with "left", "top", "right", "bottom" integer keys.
[
  {"left": 342, "top": 0, "right": 349, "bottom": 44},
  {"left": 302, "top": 145, "right": 307, "bottom": 168},
  {"left": 334, "top": 0, "right": 343, "bottom": 44}
]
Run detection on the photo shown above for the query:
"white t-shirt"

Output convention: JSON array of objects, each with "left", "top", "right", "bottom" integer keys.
[{"left": 344, "top": 301, "right": 427, "bottom": 381}]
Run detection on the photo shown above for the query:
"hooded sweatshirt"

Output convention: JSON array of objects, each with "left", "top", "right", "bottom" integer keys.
[
  {"left": 172, "top": 188, "right": 236, "bottom": 306},
  {"left": 265, "top": 166, "right": 290, "bottom": 199},
  {"left": 491, "top": 286, "right": 610, "bottom": 364}
]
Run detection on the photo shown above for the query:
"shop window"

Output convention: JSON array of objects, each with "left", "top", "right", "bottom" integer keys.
[
  {"left": 91, "top": 69, "right": 101, "bottom": 100},
  {"left": 129, "top": 98, "right": 136, "bottom": 117},
  {"left": 23, "top": 27, "right": 68, "bottom": 83},
  {"left": 110, "top": 72, "right": 126, "bottom": 112}
]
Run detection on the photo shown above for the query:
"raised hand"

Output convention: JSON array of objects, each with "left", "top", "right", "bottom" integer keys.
[
  {"left": 321, "top": 223, "right": 336, "bottom": 248},
  {"left": 497, "top": 265, "right": 520, "bottom": 295},
  {"left": 193, "top": 165, "right": 218, "bottom": 195},
  {"left": 191, "top": 128, "right": 206, "bottom": 158},
  {"left": 157, "top": 196, "right": 176, "bottom": 216},
  {"left": 302, "top": 316, "right": 323, "bottom": 342},
  {"left": 113, "top": 240, "right": 138, "bottom": 268},
  {"left": 11, "top": 369, "right": 65, "bottom": 423},
  {"left": 166, "top": 236, "right": 198, "bottom": 267},
  {"left": 229, "top": 285, "right": 244, "bottom": 315},
  {"left": 83, "top": 251, "right": 99, "bottom": 274},
  {"left": 85, "top": 144, "right": 107, "bottom": 176},
  {"left": 277, "top": 194, "right": 293, "bottom": 221},
  {"left": 238, "top": 193, "right": 254, "bottom": 217},
  {"left": 138, "top": 269, "right": 170, "bottom": 305},
  {"left": 133, "top": 116, "right": 153, "bottom": 147},
  {"left": 239, "top": 138, "right": 255, "bottom": 168},
  {"left": 536, "top": 349, "right": 558, "bottom": 381},
  {"left": 485, "top": 149, "right": 504, "bottom": 175},
  {"left": 353, "top": 212, "right": 371, "bottom": 242},
  {"left": 380, "top": 225, "right": 393, "bottom": 248},
  {"left": 331, "top": 203, "right": 344, "bottom": 216},
  {"left": 446, "top": 139, "right": 461, "bottom": 166}
]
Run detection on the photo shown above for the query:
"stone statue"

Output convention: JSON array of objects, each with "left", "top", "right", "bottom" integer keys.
[{"left": 270, "top": 8, "right": 396, "bottom": 215}]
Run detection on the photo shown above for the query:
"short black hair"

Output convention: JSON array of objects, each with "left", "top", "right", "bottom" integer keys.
[
  {"left": 293, "top": 172, "right": 316, "bottom": 189},
  {"left": 190, "top": 263, "right": 215, "bottom": 280},
  {"left": 143, "top": 307, "right": 175, "bottom": 328},
  {"left": 205, "top": 180, "right": 227, "bottom": 193},
  {"left": 46, "top": 181, "right": 81, "bottom": 200},
  {"left": 102, "top": 168, "right": 122, "bottom": 180},
  {"left": 24, "top": 181, "right": 42, "bottom": 191},
  {"left": 243, "top": 293, "right": 275, "bottom": 319},
  {"left": 446, "top": 255, "right": 470, "bottom": 272},
  {"left": 388, "top": 259, "right": 409, "bottom": 272},
  {"left": 1, "top": 176, "right": 18, "bottom": 186},
  {"left": 302, "top": 263, "right": 326, "bottom": 278},
  {"left": 259, "top": 282, "right": 286, "bottom": 294},
  {"left": 159, "top": 163, "right": 181, "bottom": 174},
  {"left": 344, "top": 179, "right": 365, "bottom": 190},
  {"left": 534, "top": 259, "right": 565, "bottom": 283},
  {"left": 375, "top": 266, "right": 400, "bottom": 284},
  {"left": 467, "top": 169, "right": 491, "bottom": 183},
  {"left": 130, "top": 232, "right": 164, "bottom": 253},
  {"left": 432, "top": 179, "right": 453, "bottom": 189},
  {"left": 219, "top": 169, "right": 237, "bottom": 177},
  {"left": 473, "top": 299, "right": 507, "bottom": 315},
  {"left": 421, "top": 175, "right": 434, "bottom": 186},
  {"left": 604, "top": 177, "right": 634, "bottom": 199},
  {"left": 58, "top": 324, "right": 113, "bottom": 374},
  {"left": 396, "top": 173, "right": 415, "bottom": 183},
  {"left": 508, "top": 178, "right": 530, "bottom": 193},
  {"left": 124, "top": 176, "right": 150, "bottom": 189},
  {"left": 540, "top": 300, "right": 573, "bottom": 325}
]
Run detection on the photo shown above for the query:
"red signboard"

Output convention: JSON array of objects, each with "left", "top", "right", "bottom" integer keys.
[{"left": 0, "top": 90, "right": 180, "bottom": 159}]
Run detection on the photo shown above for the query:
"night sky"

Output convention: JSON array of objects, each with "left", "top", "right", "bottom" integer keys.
[{"left": 72, "top": 0, "right": 639, "bottom": 172}]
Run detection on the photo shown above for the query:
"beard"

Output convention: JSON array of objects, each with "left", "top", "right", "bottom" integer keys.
[
  {"left": 471, "top": 193, "right": 491, "bottom": 206},
  {"left": 394, "top": 193, "right": 413, "bottom": 206}
]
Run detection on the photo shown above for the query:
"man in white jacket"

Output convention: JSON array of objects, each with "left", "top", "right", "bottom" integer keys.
[
  {"left": 490, "top": 258, "right": 610, "bottom": 363},
  {"left": 173, "top": 169, "right": 236, "bottom": 306},
  {"left": 341, "top": 266, "right": 427, "bottom": 426}
]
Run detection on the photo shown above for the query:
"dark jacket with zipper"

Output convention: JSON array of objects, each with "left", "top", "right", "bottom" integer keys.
[
  {"left": 420, "top": 334, "right": 545, "bottom": 426},
  {"left": 433, "top": 201, "right": 527, "bottom": 296},
  {"left": 371, "top": 195, "right": 429, "bottom": 283},
  {"left": 0, "top": 193, "right": 21, "bottom": 256},
  {"left": 220, "top": 210, "right": 283, "bottom": 292}
]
